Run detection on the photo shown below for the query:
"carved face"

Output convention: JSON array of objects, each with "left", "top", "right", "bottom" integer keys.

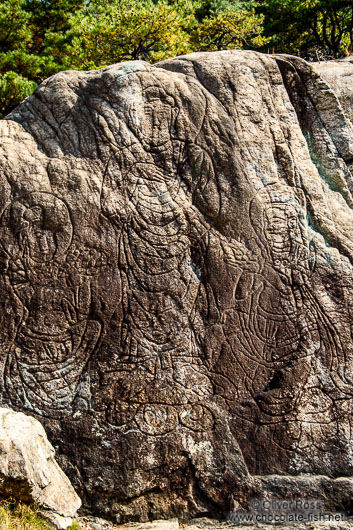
[
  {"left": 128, "top": 88, "right": 176, "bottom": 148},
  {"left": 19, "top": 205, "right": 57, "bottom": 262},
  {"left": 26, "top": 227, "right": 56, "bottom": 262},
  {"left": 264, "top": 205, "right": 298, "bottom": 251}
]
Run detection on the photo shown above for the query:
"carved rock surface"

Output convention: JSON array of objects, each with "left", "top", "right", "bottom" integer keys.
[
  {"left": 1, "top": 50, "right": 353, "bottom": 521},
  {"left": 0, "top": 407, "right": 81, "bottom": 517},
  {"left": 313, "top": 57, "right": 353, "bottom": 117}
]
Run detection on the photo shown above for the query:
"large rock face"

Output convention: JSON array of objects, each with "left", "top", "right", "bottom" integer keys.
[{"left": 1, "top": 50, "right": 353, "bottom": 521}]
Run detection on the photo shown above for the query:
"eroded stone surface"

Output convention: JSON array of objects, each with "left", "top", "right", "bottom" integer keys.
[
  {"left": 313, "top": 57, "right": 353, "bottom": 117},
  {"left": 1, "top": 51, "right": 353, "bottom": 521}
]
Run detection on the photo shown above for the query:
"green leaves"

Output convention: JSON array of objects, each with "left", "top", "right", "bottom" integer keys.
[
  {"left": 67, "top": 0, "right": 267, "bottom": 65},
  {"left": 0, "top": 0, "right": 31, "bottom": 52},
  {"left": 68, "top": 0, "right": 194, "bottom": 67},
  {"left": 257, "top": 0, "right": 353, "bottom": 57},
  {"left": 0, "top": 71, "right": 37, "bottom": 117},
  {"left": 0, "top": 0, "right": 83, "bottom": 116},
  {"left": 191, "top": 8, "right": 269, "bottom": 51}
]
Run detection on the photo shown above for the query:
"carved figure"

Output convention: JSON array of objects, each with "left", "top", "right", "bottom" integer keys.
[
  {"left": 230, "top": 184, "right": 342, "bottom": 450},
  {"left": 0, "top": 192, "right": 101, "bottom": 416},
  {"left": 100, "top": 76, "right": 216, "bottom": 434}
]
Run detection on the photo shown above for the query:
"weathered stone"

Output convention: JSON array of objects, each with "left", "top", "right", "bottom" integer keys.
[
  {"left": 0, "top": 407, "right": 81, "bottom": 520},
  {"left": 79, "top": 516, "right": 116, "bottom": 530},
  {"left": 116, "top": 520, "right": 179, "bottom": 530},
  {"left": 313, "top": 57, "right": 353, "bottom": 118},
  {"left": 1, "top": 50, "right": 353, "bottom": 522},
  {"left": 180, "top": 519, "right": 226, "bottom": 529},
  {"left": 41, "top": 511, "right": 77, "bottom": 530}
]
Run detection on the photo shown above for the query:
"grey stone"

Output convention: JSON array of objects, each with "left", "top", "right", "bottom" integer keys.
[
  {"left": 40, "top": 511, "right": 76, "bottom": 530},
  {"left": 117, "top": 520, "right": 179, "bottom": 529},
  {"left": 313, "top": 57, "right": 353, "bottom": 118},
  {"left": 0, "top": 407, "right": 81, "bottom": 520}
]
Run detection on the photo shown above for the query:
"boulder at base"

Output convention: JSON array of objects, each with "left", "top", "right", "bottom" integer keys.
[
  {"left": 1, "top": 50, "right": 353, "bottom": 522},
  {"left": 0, "top": 407, "right": 81, "bottom": 524}
]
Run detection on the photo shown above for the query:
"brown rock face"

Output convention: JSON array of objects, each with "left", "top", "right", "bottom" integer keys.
[{"left": 1, "top": 50, "right": 353, "bottom": 522}]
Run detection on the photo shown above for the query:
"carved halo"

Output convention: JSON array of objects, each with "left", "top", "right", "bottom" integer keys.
[{"left": 1, "top": 191, "right": 73, "bottom": 260}]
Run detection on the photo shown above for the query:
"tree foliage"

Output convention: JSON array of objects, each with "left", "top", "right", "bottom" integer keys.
[
  {"left": 308, "top": 0, "right": 353, "bottom": 57},
  {"left": 194, "top": 0, "right": 257, "bottom": 20},
  {"left": 0, "top": 71, "right": 37, "bottom": 116},
  {"left": 68, "top": 0, "right": 194, "bottom": 67},
  {"left": 0, "top": 0, "right": 84, "bottom": 117},
  {"left": 0, "top": 0, "right": 352, "bottom": 118},
  {"left": 0, "top": 0, "right": 31, "bottom": 52},
  {"left": 191, "top": 9, "right": 269, "bottom": 51},
  {"left": 257, "top": 0, "right": 353, "bottom": 57}
]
